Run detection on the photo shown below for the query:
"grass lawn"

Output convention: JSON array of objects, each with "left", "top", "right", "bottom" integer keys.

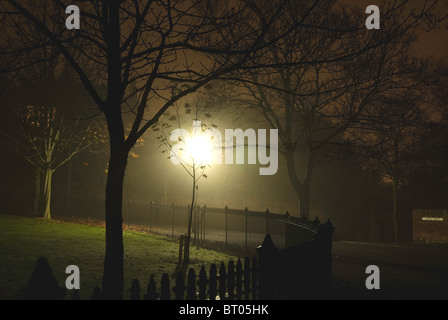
[{"left": 0, "top": 214, "right": 237, "bottom": 300}]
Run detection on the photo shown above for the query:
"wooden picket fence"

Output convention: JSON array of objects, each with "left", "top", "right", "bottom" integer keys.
[
  {"left": 19, "top": 220, "right": 334, "bottom": 300},
  {"left": 88, "top": 219, "right": 334, "bottom": 300},
  {"left": 89, "top": 257, "right": 260, "bottom": 300}
]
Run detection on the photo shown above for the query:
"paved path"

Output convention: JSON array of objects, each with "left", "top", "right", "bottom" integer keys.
[
  {"left": 333, "top": 241, "right": 448, "bottom": 271},
  {"left": 331, "top": 241, "right": 448, "bottom": 299}
]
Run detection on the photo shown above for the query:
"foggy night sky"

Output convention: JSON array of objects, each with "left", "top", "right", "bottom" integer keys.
[{"left": 0, "top": 0, "right": 447, "bottom": 225}]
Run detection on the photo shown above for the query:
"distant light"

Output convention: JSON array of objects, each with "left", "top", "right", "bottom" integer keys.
[{"left": 422, "top": 217, "right": 444, "bottom": 221}]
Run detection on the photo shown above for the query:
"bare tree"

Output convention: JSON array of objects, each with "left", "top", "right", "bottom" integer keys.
[
  {"left": 419, "top": 59, "right": 448, "bottom": 117},
  {"left": 2, "top": 64, "right": 93, "bottom": 219},
  {"left": 347, "top": 89, "right": 427, "bottom": 242},
  {"left": 1, "top": 0, "right": 313, "bottom": 298},
  {"left": 346, "top": 56, "right": 448, "bottom": 242},
  {"left": 229, "top": 1, "right": 440, "bottom": 219}
]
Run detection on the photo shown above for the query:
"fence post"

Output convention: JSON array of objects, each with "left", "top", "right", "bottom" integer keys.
[
  {"left": 218, "top": 262, "right": 227, "bottom": 300},
  {"left": 199, "top": 205, "right": 202, "bottom": 242},
  {"left": 91, "top": 286, "right": 102, "bottom": 300},
  {"left": 173, "top": 272, "right": 186, "bottom": 300},
  {"left": 209, "top": 263, "right": 217, "bottom": 300},
  {"left": 160, "top": 273, "right": 171, "bottom": 300},
  {"left": 227, "top": 260, "right": 235, "bottom": 300},
  {"left": 244, "top": 207, "right": 249, "bottom": 247},
  {"left": 143, "top": 275, "right": 158, "bottom": 300},
  {"left": 251, "top": 256, "right": 258, "bottom": 300},
  {"left": 284, "top": 211, "right": 290, "bottom": 248},
  {"left": 243, "top": 257, "right": 251, "bottom": 300},
  {"left": 225, "top": 205, "right": 229, "bottom": 245},
  {"left": 203, "top": 205, "right": 207, "bottom": 242},
  {"left": 127, "top": 199, "right": 131, "bottom": 227},
  {"left": 172, "top": 203, "right": 175, "bottom": 237},
  {"left": 187, "top": 204, "right": 190, "bottom": 235},
  {"left": 198, "top": 265, "right": 208, "bottom": 300},
  {"left": 130, "top": 279, "right": 141, "bottom": 300},
  {"left": 149, "top": 201, "right": 154, "bottom": 232},
  {"left": 17, "top": 257, "right": 66, "bottom": 300},
  {"left": 178, "top": 235, "right": 184, "bottom": 264},
  {"left": 186, "top": 268, "right": 197, "bottom": 300},
  {"left": 257, "top": 234, "right": 278, "bottom": 299},
  {"left": 265, "top": 209, "right": 270, "bottom": 235},
  {"left": 193, "top": 205, "right": 197, "bottom": 246},
  {"left": 196, "top": 205, "right": 200, "bottom": 249},
  {"left": 315, "top": 219, "right": 334, "bottom": 292},
  {"left": 236, "top": 258, "right": 243, "bottom": 300}
]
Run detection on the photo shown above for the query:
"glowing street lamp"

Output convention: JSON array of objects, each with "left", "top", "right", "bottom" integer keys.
[
  {"left": 184, "top": 134, "right": 214, "bottom": 166},
  {"left": 170, "top": 121, "right": 215, "bottom": 167}
]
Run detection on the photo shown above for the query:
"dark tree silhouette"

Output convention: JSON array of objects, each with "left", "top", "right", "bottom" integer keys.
[
  {"left": 230, "top": 1, "right": 440, "bottom": 219},
  {"left": 344, "top": 57, "right": 448, "bottom": 242},
  {"left": 1, "top": 0, "right": 313, "bottom": 299}
]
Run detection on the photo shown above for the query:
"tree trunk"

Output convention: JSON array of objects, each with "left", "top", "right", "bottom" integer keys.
[
  {"left": 101, "top": 1, "right": 127, "bottom": 299},
  {"left": 299, "top": 184, "right": 311, "bottom": 220},
  {"left": 183, "top": 164, "right": 196, "bottom": 269},
  {"left": 101, "top": 97, "right": 128, "bottom": 299},
  {"left": 42, "top": 168, "right": 53, "bottom": 219},
  {"left": 33, "top": 168, "right": 41, "bottom": 217},
  {"left": 302, "top": 155, "right": 314, "bottom": 220},
  {"left": 285, "top": 149, "right": 313, "bottom": 219},
  {"left": 102, "top": 144, "right": 127, "bottom": 300},
  {"left": 64, "top": 160, "right": 73, "bottom": 215},
  {"left": 391, "top": 141, "right": 400, "bottom": 243},
  {"left": 392, "top": 174, "right": 400, "bottom": 243}
]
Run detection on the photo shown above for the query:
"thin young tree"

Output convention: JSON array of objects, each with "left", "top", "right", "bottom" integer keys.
[{"left": 155, "top": 88, "right": 224, "bottom": 274}]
